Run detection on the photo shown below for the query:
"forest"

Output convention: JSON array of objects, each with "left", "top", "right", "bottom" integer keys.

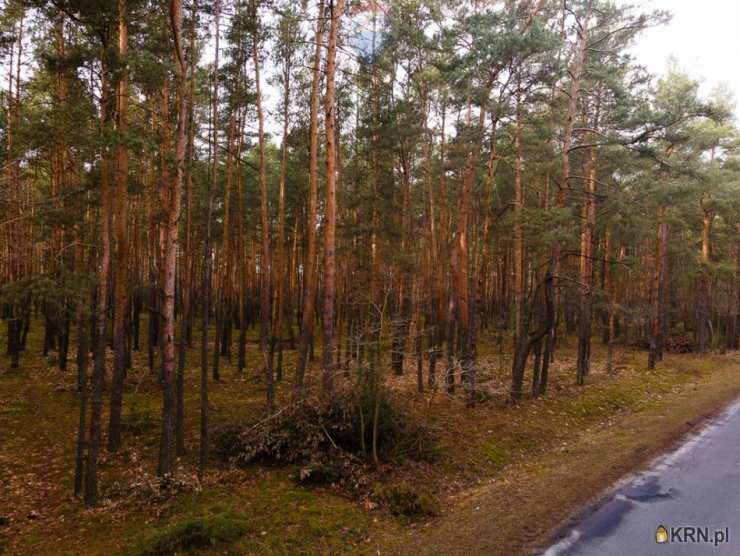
[{"left": 1, "top": 0, "right": 740, "bottom": 554}]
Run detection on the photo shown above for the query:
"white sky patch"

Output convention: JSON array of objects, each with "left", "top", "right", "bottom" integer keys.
[{"left": 623, "top": 0, "right": 739, "bottom": 119}]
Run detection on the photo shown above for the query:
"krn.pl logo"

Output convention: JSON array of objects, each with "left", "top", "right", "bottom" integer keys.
[{"left": 656, "top": 525, "right": 669, "bottom": 544}]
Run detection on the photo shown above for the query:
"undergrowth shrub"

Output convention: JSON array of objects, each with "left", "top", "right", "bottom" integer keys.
[
  {"left": 212, "top": 389, "right": 436, "bottom": 490},
  {"left": 129, "top": 512, "right": 246, "bottom": 556},
  {"left": 371, "top": 481, "right": 440, "bottom": 519},
  {"left": 665, "top": 332, "right": 695, "bottom": 354},
  {"left": 122, "top": 403, "right": 157, "bottom": 435},
  {"left": 632, "top": 331, "right": 694, "bottom": 354},
  {"left": 104, "top": 469, "right": 202, "bottom": 505}
]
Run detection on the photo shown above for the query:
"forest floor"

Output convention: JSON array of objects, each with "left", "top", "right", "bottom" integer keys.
[{"left": 1, "top": 321, "right": 740, "bottom": 555}]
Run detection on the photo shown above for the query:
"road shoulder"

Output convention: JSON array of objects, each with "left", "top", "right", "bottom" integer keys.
[{"left": 380, "top": 353, "right": 740, "bottom": 556}]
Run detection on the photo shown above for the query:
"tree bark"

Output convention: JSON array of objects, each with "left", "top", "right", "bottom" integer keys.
[
  {"left": 512, "top": 274, "right": 554, "bottom": 401},
  {"left": 108, "top": 0, "right": 129, "bottom": 454},
  {"left": 576, "top": 145, "right": 597, "bottom": 385},
  {"left": 731, "top": 225, "right": 740, "bottom": 350},
  {"left": 648, "top": 148, "right": 673, "bottom": 369},
  {"left": 273, "top": 27, "right": 293, "bottom": 382},
  {"left": 252, "top": 2, "right": 274, "bottom": 407},
  {"left": 696, "top": 194, "right": 712, "bottom": 353},
  {"left": 321, "top": 0, "right": 345, "bottom": 396},
  {"left": 74, "top": 300, "right": 90, "bottom": 497},
  {"left": 85, "top": 60, "right": 112, "bottom": 506},
  {"left": 513, "top": 96, "right": 524, "bottom": 350},
  {"left": 552, "top": 0, "right": 591, "bottom": 350},
  {"left": 158, "top": 1, "right": 186, "bottom": 476},
  {"left": 294, "top": 0, "right": 325, "bottom": 396},
  {"left": 175, "top": 0, "right": 197, "bottom": 457},
  {"left": 199, "top": 0, "right": 219, "bottom": 471}
]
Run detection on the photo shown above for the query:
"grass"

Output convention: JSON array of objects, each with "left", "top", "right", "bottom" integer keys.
[
  {"left": 380, "top": 349, "right": 740, "bottom": 555},
  {"left": 0, "top": 320, "right": 394, "bottom": 555},
  {"left": 371, "top": 481, "right": 440, "bottom": 520},
  {"left": 129, "top": 512, "right": 247, "bottom": 556},
  {"left": 1, "top": 318, "right": 739, "bottom": 555},
  {"left": 121, "top": 474, "right": 376, "bottom": 556}
]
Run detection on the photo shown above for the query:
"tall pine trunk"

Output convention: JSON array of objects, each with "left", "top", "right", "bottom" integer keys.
[
  {"left": 321, "top": 0, "right": 345, "bottom": 396},
  {"left": 109, "top": 0, "right": 129, "bottom": 453},
  {"left": 294, "top": 0, "right": 325, "bottom": 396},
  {"left": 74, "top": 298, "right": 90, "bottom": 497},
  {"left": 552, "top": 0, "right": 591, "bottom": 354},
  {"left": 175, "top": 0, "right": 198, "bottom": 457},
  {"left": 85, "top": 61, "right": 112, "bottom": 506},
  {"left": 252, "top": 2, "right": 273, "bottom": 407},
  {"left": 158, "top": 0, "right": 187, "bottom": 477},
  {"left": 649, "top": 148, "right": 673, "bottom": 369},
  {"left": 696, "top": 194, "right": 712, "bottom": 353},
  {"left": 576, "top": 145, "right": 598, "bottom": 384}
]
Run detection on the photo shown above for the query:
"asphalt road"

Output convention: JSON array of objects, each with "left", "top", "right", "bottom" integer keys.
[{"left": 544, "top": 399, "right": 740, "bottom": 556}]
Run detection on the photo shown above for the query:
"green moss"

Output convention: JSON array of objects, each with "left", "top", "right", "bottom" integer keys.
[
  {"left": 129, "top": 512, "right": 247, "bottom": 556},
  {"left": 372, "top": 481, "right": 440, "bottom": 520},
  {"left": 0, "top": 370, "right": 29, "bottom": 380},
  {"left": 148, "top": 475, "right": 380, "bottom": 555},
  {"left": 0, "top": 402, "right": 24, "bottom": 414},
  {"left": 231, "top": 480, "right": 374, "bottom": 554},
  {"left": 12, "top": 318, "right": 738, "bottom": 556},
  {"left": 122, "top": 404, "right": 157, "bottom": 435},
  {"left": 449, "top": 362, "right": 696, "bottom": 479},
  {"left": 563, "top": 386, "right": 640, "bottom": 420},
  {"left": 555, "top": 371, "right": 676, "bottom": 424},
  {"left": 478, "top": 430, "right": 538, "bottom": 471}
]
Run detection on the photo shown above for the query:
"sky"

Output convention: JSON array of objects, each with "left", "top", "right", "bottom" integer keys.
[{"left": 625, "top": 0, "right": 740, "bottom": 118}]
